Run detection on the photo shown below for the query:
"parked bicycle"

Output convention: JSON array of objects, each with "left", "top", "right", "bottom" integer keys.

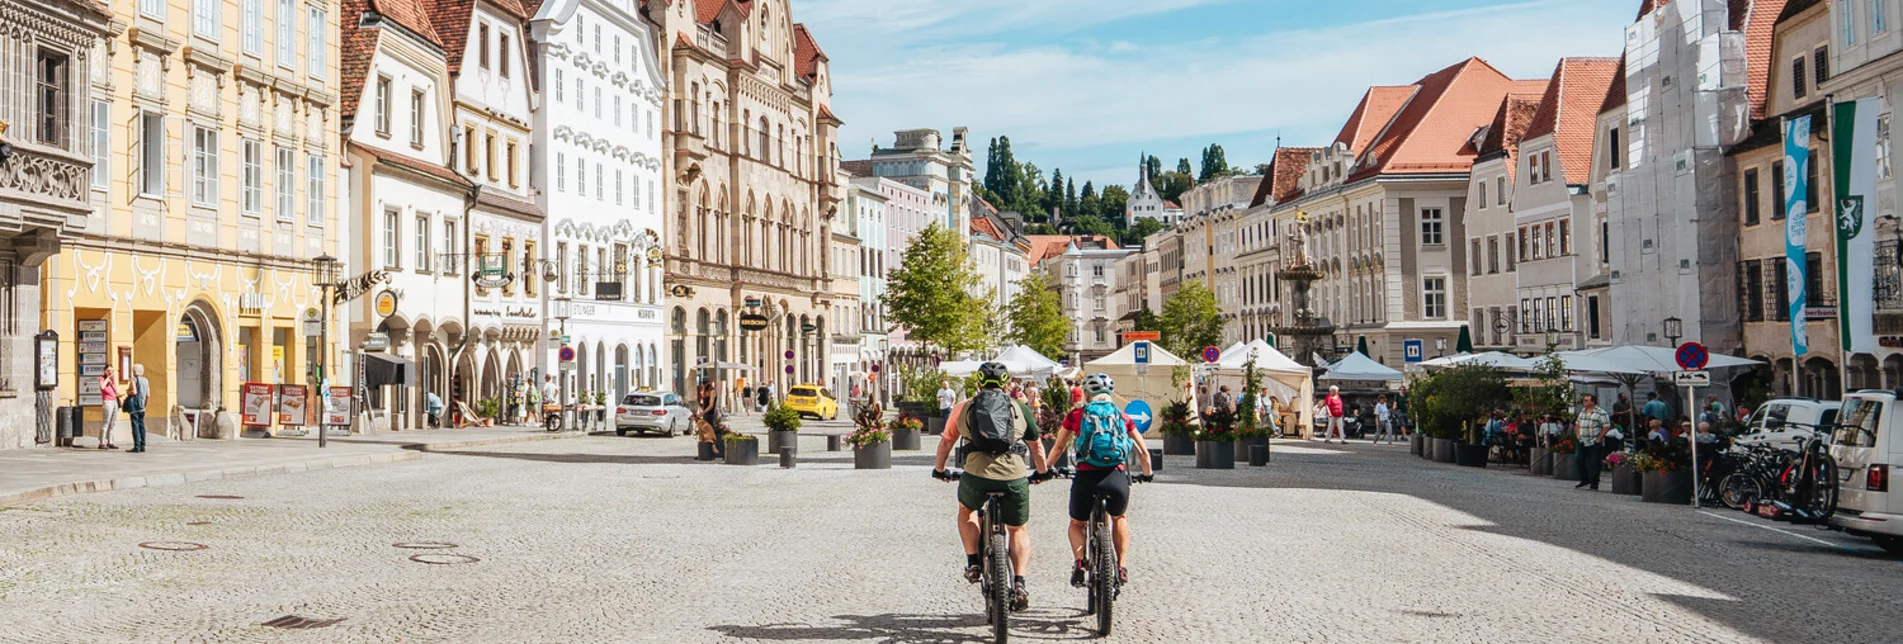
[{"left": 1723, "top": 424, "right": 1839, "bottom": 523}]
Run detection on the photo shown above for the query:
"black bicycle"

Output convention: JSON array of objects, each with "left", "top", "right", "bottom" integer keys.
[
  {"left": 1725, "top": 425, "right": 1839, "bottom": 523},
  {"left": 1081, "top": 473, "right": 1150, "bottom": 637},
  {"left": 940, "top": 471, "right": 1013, "bottom": 644}
]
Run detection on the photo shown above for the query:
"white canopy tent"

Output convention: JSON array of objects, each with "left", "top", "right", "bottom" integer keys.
[
  {"left": 1418, "top": 351, "right": 1537, "bottom": 371},
  {"left": 1084, "top": 342, "right": 1191, "bottom": 412},
  {"left": 1323, "top": 352, "right": 1405, "bottom": 382},
  {"left": 1558, "top": 345, "right": 1761, "bottom": 374},
  {"left": 939, "top": 345, "right": 1064, "bottom": 380},
  {"left": 1208, "top": 340, "right": 1314, "bottom": 434}
]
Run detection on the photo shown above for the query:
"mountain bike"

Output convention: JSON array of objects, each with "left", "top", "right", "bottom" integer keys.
[
  {"left": 941, "top": 471, "right": 1013, "bottom": 644},
  {"left": 1081, "top": 473, "right": 1150, "bottom": 637},
  {"left": 1736, "top": 425, "right": 1840, "bottom": 523}
]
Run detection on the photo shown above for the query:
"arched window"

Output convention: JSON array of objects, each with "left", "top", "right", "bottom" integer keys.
[
  {"left": 696, "top": 187, "right": 710, "bottom": 260},
  {"left": 776, "top": 124, "right": 785, "bottom": 166},
  {"left": 711, "top": 101, "right": 722, "bottom": 148},
  {"left": 741, "top": 109, "right": 750, "bottom": 156}
]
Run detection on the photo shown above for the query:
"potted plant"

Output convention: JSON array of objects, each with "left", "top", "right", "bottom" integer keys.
[
  {"left": 1549, "top": 433, "right": 1578, "bottom": 481},
  {"left": 890, "top": 415, "right": 924, "bottom": 451},
  {"left": 1158, "top": 400, "right": 1197, "bottom": 456},
  {"left": 1638, "top": 440, "right": 1693, "bottom": 504},
  {"left": 1234, "top": 354, "right": 1271, "bottom": 464},
  {"left": 1454, "top": 419, "right": 1490, "bottom": 468},
  {"left": 723, "top": 433, "right": 759, "bottom": 465},
  {"left": 847, "top": 409, "right": 893, "bottom": 470},
  {"left": 1235, "top": 421, "right": 1271, "bottom": 466},
  {"left": 763, "top": 403, "right": 801, "bottom": 454},
  {"left": 1529, "top": 434, "right": 1553, "bottom": 476},
  {"left": 1606, "top": 451, "right": 1642, "bottom": 495},
  {"left": 1196, "top": 407, "right": 1238, "bottom": 469},
  {"left": 1409, "top": 365, "right": 1509, "bottom": 466}
]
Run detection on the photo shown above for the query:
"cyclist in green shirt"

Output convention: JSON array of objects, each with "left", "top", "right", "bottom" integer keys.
[{"left": 933, "top": 362, "right": 1051, "bottom": 612}]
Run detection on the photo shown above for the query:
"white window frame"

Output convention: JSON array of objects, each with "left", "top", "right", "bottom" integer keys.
[
  {"left": 241, "top": 138, "right": 262, "bottom": 216},
  {"left": 383, "top": 209, "right": 401, "bottom": 269},
  {"left": 308, "top": 7, "right": 327, "bottom": 79},
  {"left": 443, "top": 220, "right": 459, "bottom": 274},
  {"left": 243, "top": 0, "right": 263, "bottom": 55},
  {"left": 1845, "top": 0, "right": 1860, "bottom": 45},
  {"left": 577, "top": 157, "right": 587, "bottom": 195},
  {"left": 409, "top": 88, "right": 425, "bottom": 147},
  {"left": 276, "top": 0, "right": 296, "bottom": 70},
  {"left": 373, "top": 76, "right": 391, "bottom": 136},
  {"left": 140, "top": 0, "right": 164, "bottom": 19},
  {"left": 91, "top": 100, "right": 108, "bottom": 190},
  {"left": 415, "top": 214, "right": 431, "bottom": 271},
  {"left": 1422, "top": 276, "right": 1448, "bottom": 320},
  {"left": 554, "top": 69, "right": 564, "bottom": 102},
  {"left": 276, "top": 146, "right": 295, "bottom": 223},
  {"left": 1876, "top": 0, "right": 1890, "bottom": 34},
  {"left": 556, "top": 152, "right": 566, "bottom": 191},
  {"left": 139, "top": 112, "right": 165, "bottom": 197},
  {"left": 193, "top": 0, "right": 220, "bottom": 40},
  {"left": 191, "top": 125, "right": 219, "bottom": 207},
  {"left": 1419, "top": 208, "right": 1444, "bottom": 245},
  {"left": 307, "top": 154, "right": 324, "bottom": 227},
  {"left": 595, "top": 165, "right": 604, "bottom": 201},
  {"left": 615, "top": 169, "right": 624, "bottom": 205}
]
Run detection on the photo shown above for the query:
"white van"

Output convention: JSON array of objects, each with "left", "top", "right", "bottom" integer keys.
[
  {"left": 1828, "top": 390, "right": 1901, "bottom": 553},
  {"left": 1737, "top": 398, "right": 1841, "bottom": 450}
]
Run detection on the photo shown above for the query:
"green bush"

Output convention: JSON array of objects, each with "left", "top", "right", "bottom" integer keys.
[
  {"left": 1159, "top": 400, "right": 1196, "bottom": 437},
  {"left": 1408, "top": 365, "right": 1510, "bottom": 441},
  {"left": 474, "top": 398, "right": 501, "bottom": 420},
  {"left": 763, "top": 403, "right": 802, "bottom": 433}
]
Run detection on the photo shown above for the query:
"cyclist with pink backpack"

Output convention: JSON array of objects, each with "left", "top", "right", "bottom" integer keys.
[{"left": 1049, "top": 373, "right": 1154, "bottom": 587}]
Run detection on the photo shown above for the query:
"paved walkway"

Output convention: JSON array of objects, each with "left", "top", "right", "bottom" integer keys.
[{"left": 0, "top": 425, "right": 581, "bottom": 507}]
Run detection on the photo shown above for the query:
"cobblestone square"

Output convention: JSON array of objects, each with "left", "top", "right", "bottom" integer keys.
[{"left": 2, "top": 428, "right": 1899, "bottom": 643}]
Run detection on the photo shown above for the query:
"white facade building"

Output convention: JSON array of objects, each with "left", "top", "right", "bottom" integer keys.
[
  {"left": 530, "top": 0, "right": 668, "bottom": 403},
  {"left": 1124, "top": 162, "right": 1176, "bottom": 226},
  {"left": 849, "top": 179, "right": 890, "bottom": 402},
  {"left": 1037, "top": 236, "right": 1133, "bottom": 363}
]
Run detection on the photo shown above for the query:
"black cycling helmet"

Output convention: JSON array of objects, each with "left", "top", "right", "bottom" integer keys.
[{"left": 977, "top": 362, "right": 1011, "bottom": 389}]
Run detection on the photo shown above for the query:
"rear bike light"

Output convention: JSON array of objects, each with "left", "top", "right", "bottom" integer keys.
[{"left": 1870, "top": 464, "right": 1890, "bottom": 493}]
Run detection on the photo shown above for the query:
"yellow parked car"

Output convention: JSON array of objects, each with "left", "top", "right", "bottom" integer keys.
[{"left": 784, "top": 384, "right": 839, "bottom": 420}]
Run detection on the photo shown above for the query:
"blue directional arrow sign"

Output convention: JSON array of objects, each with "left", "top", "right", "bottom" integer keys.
[{"left": 1125, "top": 400, "right": 1154, "bottom": 434}]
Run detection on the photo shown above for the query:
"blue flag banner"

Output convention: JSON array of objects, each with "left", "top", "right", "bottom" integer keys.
[{"left": 1783, "top": 116, "right": 1810, "bottom": 356}]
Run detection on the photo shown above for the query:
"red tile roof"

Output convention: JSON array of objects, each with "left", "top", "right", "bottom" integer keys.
[
  {"left": 338, "top": 8, "right": 383, "bottom": 120},
  {"left": 371, "top": 0, "right": 444, "bottom": 46},
  {"left": 1740, "top": 0, "right": 1791, "bottom": 120},
  {"left": 1162, "top": 200, "right": 1180, "bottom": 209},
  {"left": 1523, "top": 57, "right": 1619, "bottom": 183},
  {"left": 698, "top": 0, "right": 751, "bottom": 25},
  {"left": 1347, "top": 58, "right": 1546, "bottom": 181},
  {"left": 1024, "top": 235, "right": 1073, "bottom": 266},
  {"left": 352, "top": 142, "right": 473, "bottom": 187},
  {"left": 817, "top": 104, "right": 842, "bottom": 125},
  {"left": 1599, "top": 55, "right": 1628, "bottom": 115},
  {"left": 1477, "top": 92, "right": 1545, "bottom": 160},
  {"left": 1334, "top": 86, "right": 1414, "bottom": 152},
  {"left": 971, "top": 215, "right": 1005, "bottom": 242},
  {"left": 1250, "top": 146, "right": 1322, "bottom": 207},
  {"left": 426, "top": 0, "right": 531, "bottom": 76},
  {"left": 793, "top": 24, "right": 826, "bottom": 81}
]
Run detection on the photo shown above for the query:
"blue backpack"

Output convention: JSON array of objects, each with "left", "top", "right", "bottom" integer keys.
[{"left": 1075, "top": 400, "right": 1131, "bottom": 468}]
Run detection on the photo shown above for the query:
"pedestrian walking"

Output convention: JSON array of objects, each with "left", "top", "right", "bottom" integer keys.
[
  {"left": 1393, "top": 386, "right": 1412, "bottom": 438},
  {"left": 1574, "top": 394, "right": 1613, "bottom": 490},
  {"left": 1323, "top": 386, "right": 1346, "bottom": 443},
  {"left": 126, "top": 364, "right": 150, "bottom": 453},
  {"left": 736, "top": 376, "right": 753, "bottom": 416},
  {"left": 98, "top": 366, "right": 120, "bottom": 450},
  {"left": 937, "top": 380, "right": 960, "bottom": 419},
  {"left": 1641, "top": 392, "right": 1669, "bottom": 426},
  {"left": 1373, "top": 394, "right": 1394, "bottom": 444}
]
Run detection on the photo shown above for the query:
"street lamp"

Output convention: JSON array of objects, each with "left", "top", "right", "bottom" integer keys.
[
  {"left": 1663, "top": 315, "right": 1683, "bottom": 347},
  {"left": 1434, "top": 338, "right": 1447, "bottom": 359},
  {"left": 312, "top": 254, "right": 340, "bottom": 448},
  {"left": 552, "top": 296, "right": 572, "bottom": 430}
]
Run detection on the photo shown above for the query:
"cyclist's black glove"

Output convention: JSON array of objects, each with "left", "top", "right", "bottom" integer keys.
[
  {"left": 1133, "top": 473, "right": 1155, "bottom": 484},
  {"left": 932, "top": 469, "right": 953, "bottom": 481},
  {"left": 1030, "top": 470, "right": 1055, "bottom": 484}
]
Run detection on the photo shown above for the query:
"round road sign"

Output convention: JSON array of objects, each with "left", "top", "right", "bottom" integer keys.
[
  {"left": 1124, "top": 400, "right": 1154, "bottom": 434},
  {"left": 784, "top": 350, "right": 796, "bottom": 360},
  {"left": 785, "top": 365, "right": 796, "bottom": 375},
  {"left": 559, "top": 346, "right": 576, "bottom": 363},
  {"left": 1201, "top": 346, "right": 1222, "bottom": 363},
  {"left": 1675, "top": 342, "right": 1708, "bottom": 370}
]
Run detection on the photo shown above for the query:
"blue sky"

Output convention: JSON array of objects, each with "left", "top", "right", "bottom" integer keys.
[{"left": 800, "top": 0, "right": 1635, "bottom": 192}]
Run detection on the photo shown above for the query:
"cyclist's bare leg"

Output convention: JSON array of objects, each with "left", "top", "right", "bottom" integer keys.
[
  {"left": 1111, "top": 514, "right": 1130, "bottom": 567},
  {"left": 958, "top": 505, "right": 981, "bottom": 556},
  {"left": 1067, "top": 518, "right": 1088, "bottom": 561},
  {"left": 1006, "top": 524, "right": 1031, "bottom": 574}
]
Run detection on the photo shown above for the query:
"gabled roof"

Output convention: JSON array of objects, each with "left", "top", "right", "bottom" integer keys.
[
  {"left": 1740, "top": 0, "right": 1791, "bottom": 120},
  {"left": 697, "top": 0, "right": 751, "bottom": 25},
  {"left": 1599, "top": 55, "right": 1628, "bottom": 115},
  {"left": 1334, "top": 86, "right": 1414, "bottom": 153},
  {"left": 342, "top": 0, "right": 449, "bottom": 120},
  {"left": 1348, "top": 57, "right": 1546, "bottom": 181},
  {"left": 971, "top": 215, "right": 1006, "bottom": 242},
  {"left": 1162, "top": 200, "right": 1181, "bottom": 209},
  {"left": 1249, "top": 146, "right": 1323, "bottom": 207},
  {"left": 1522, "top": 57, "right": 1619, "bottom": 183},
  {"left": 1024, "top": 235, "right": 1073, "bottom": 266},
  {"left": 1476, "top": 92, "right": 1545, "bottom": 163},
  {"left": 792, "top": 24, "right": 826, "bottom": 81},
  {"left": 427, "top": 0, "right": 530, "bottom": 76},
  {"left": 371, "top": 0, "right": 445, "bottom": 46}
]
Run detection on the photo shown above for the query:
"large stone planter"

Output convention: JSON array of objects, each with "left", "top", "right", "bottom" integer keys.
[
  {"left": 1529, "top": 448, "right": 1553, "bottom": 476},
  {"left": 1164, "top": 433, "right": 1196, "bottom": 456},
  {"left": 768, "top": 430, "right": 797, "bottom": 454},
  {"left": 854, "top": 441, "right": 893, "bottom": 469},
  {"left": 1642, "top": 470, "right": 1693, "bottom": 504},
  {"left": 1240, "top": 436, "right": 1269, "bottom": 457},
  {"left": 1551, "top": 452, "right": 1578, "bottom": 480},
  {"left": 1431, "top": 437, "right": 1456, "bottom": 463},
  {"left": 1454, "top": 442, "right": 1489, "bottom": 468},
  {"left": 1196, "top": 441, "right": 1236, "bottom": 469},
  {"left": 1611, "top": 464, "right": 1642, "bottom": 495},
  {"left": 724, "top": 438, "right": 760, "bottom": 465},
  {"left": 1410, "top": 433, "right": 1425, "bottom": 457},
  {"left": 893, "top": 427, "right": 922, "bottom": 451},
  {"left": 926, "top": 416, "right": 946, "bottom": 436}
]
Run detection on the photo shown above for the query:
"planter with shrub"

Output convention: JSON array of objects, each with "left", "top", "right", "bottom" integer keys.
[
  {"left": 1549, "top": 434, "right": 1579, "bottom": 480},
  {"left": 1158, "top": 400, "right": 1197, "bottom": 456},
  {"left": 890, "top": 415, "right": 923, "bottom": 451},
  {"left": 1606, "top": 452, "right": 1641, "bottom": 495},
  {"left": 1196, "top": 407, "right": 1238, "bottom": 470},
  {"left": 723, "top": 434, "right": 760, "bottom": 465},
  {"left": 763, "top": 404, "right": 801, "bottom": 454},
  {"left": 849, "top": 405, "right": 893, "bottom": 469}
]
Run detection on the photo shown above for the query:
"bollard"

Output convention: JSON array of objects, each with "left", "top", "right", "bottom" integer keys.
[
  {"left": 696, "top": 442, "right": 717, "bottom": 461},
  {"left": 1149, "top": 448, "right": 1163, "bottom": 472},
  {"left": 781, "top": 446, "right": 797, "bottom": 469},
  {"left": 1249, "top": 444, "right": 1269, "bottom": 467},
  {"left": 827, "top": 434, "right": 842, "bottom": 452}
]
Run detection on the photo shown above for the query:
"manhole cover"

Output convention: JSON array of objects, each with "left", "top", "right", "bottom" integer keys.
[
  {"left": 186, "top": 521, "right": 211, "bottom": 526},
  {"left": 139, "top": 541, "right": 208, "bottom": 551},
  {"left": 409, "top": 553, "right": 479, "bottom": 565},
  {"left": 392, "top": 542, "right": 458, "bottom": 549},
  {"left": 263, "top": 615, "right": 347, "bottom": 630},
  {"left": 196, "top": 495, "right": 244, "bottom": 500}
]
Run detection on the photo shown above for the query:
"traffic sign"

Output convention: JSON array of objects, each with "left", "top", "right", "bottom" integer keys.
[
  {"left": 785, "top": 365, "right": 796, "bottom": 375},
  {"left": 1674, "top": 370, "right": 1711, "bottom": 386},
  {"left": 559, "top": 346, "right": 576, "bottom": 363},
  {"left": 1675, "top": 342, "right": 1709, "bottom": 370},
  {"left": 1403, "top": 339, "right": 1424, "bottom": 363},
  {"left": 1133, "top": 341, "right": 1151, "bottom": 365},
  {"left": 1201, "top": 346, "right": 1222, "bottom": 363},
  {"left": 784, "top": 350, "right": 796, "bottom": 360},
  {"left": 1125, "top": 400, "right": 1154, "bottom": 434}
]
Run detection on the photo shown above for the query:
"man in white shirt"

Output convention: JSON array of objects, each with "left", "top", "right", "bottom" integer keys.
[{"left": 937, "top": 381, "right": 960, "bottom": 419}]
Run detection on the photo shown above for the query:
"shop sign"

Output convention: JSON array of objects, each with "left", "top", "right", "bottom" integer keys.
[
  {"left": 279, "top": 384, "right": 308, "bottom": 426},
  {"left": 739, "top": 314, "right": 771, "bottom": 331},
  {"left": 1805, "top": 306, "right": 1838, "bottom": 320},
  {"left": 333, "top": 271, "right": 391, "bottom": 305},
  {"left": 78, "top": 320, "right": 107, "bottom": 405},
  {"left": 374, "top": 291, "right": 399, "bottom": 318},
  {"left": 240, "top": 383, "right": 275, "bottom": 427},
  {"left": 472, "top": 255, "right": 512, "bottom": 288},
  {"left": 363, "top": 332, "right": 390, "bottom": 351}
]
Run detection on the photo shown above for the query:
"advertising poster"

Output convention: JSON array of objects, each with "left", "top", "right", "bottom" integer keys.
[
  {"left": 279, "top": 384, "right": 308, "bottom": 426},
  {"left": 241, "top": 383, "right": 275, "bottom": 427},
  {"left": 324, "top": 386, "right": 354, "bottom": 426}
]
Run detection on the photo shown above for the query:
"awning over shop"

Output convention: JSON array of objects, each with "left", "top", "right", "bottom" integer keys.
[{"left": 361, "top": 352, "right": 416, "bottom": 388}]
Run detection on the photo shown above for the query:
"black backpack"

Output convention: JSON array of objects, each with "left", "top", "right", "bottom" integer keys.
[{"left": 963, "top": 389, "right": 1021, "bottom": 455}]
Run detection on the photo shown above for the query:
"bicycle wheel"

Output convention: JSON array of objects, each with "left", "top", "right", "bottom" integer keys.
[
  {"left": 1719, "top": 473, "right": 1761, "bottom": 510},
  {"left": 1094, "top": 511, "right": 1117, "bottom": 637},
  {"left": 1803, "top": 455, "right": 1839, "bottom": 520},
  {"left": 989, "top": 518, "right": 1011, "bottom": 643}
]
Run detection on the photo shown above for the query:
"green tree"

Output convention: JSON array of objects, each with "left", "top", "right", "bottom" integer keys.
[
  {"left": 1043, "top": 168, "right": 1065, "bottom": 216},
  {"left": 1004, "top": 270, "right": 1071, "bottom": 359},
  {"left": 1145, "top": 155, "right": 1164, "bottom": 182},
  {"left": 1156, "top": 171, "right": 1193, "bottom": 204},
  {"left": 882, "top": 223, "right": 989, "bottom": 354},
  {"left": 1176, "top": 157, "right": 1193, "bottom": 177},
  {"left": 1064, "top": 178, "right": 1078, "bottom": 217},
  {"left": 1122, "top": 217, "right": 1165, "bottom": 246},
  {"left": 1132, "top": 306, "right": 1161, "bottom": 333},
  {"left": 1159, "top": 280, "right": 1222, "bottom": 359},
  {"left": 1100, "top": 185, "right": 1130, "bottom": 216},
  {"left": 1199, "top": 144, "right": 1231, "bottom": 182}
]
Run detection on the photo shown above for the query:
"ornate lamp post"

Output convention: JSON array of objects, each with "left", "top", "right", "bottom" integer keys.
[
  {"left": 312, "top": 254, "right": 340, "bottom": 448},
  {"left": 1663, "top": 315, "right": 1683, "bottom": 347}
]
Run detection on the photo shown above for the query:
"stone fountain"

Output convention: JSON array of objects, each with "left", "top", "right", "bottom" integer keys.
[{"left": 1272, "top": 227, "right": 1336, "bottom": 369}]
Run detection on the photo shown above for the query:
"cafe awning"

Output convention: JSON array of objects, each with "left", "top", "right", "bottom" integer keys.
[{"left": 361, "top": 352, "right": 415, "bottom": 388}]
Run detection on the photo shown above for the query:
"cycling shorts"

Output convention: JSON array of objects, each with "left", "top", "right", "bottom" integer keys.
[
  {"left": 958, "top": 475, "right": 1031, "bottom": 527},
  {"left": 1068, "top": 468, "right": 1131, "bottom": 522}
]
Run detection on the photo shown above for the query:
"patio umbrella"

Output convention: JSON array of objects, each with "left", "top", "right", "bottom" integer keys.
[
  {"left": 1456, "top": 326, "right": 1474, "bottom": 354},
  {"left": 1355, "top": 336, "right": 1369, "bottom": 356},
  {"left": 1419, "top": 351, "right": 1536, "bottom": 371},
  {"left": 1568, "top": 345, "right": 1761, "bottom": 373}
]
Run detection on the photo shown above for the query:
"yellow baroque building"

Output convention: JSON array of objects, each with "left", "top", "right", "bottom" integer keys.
[{"left": 44, "top": 0, "right": 340, "bottom": 440}]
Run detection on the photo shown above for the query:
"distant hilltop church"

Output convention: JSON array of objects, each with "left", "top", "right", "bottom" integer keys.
[{"left": 1124, "top": 155, "right": 1183, "bottom": 227}]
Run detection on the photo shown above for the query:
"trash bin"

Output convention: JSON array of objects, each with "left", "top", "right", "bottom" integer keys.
[
  {"left": 1249, "top": 444, "right": 1269, "bottom": 467},
  {"left": 1149, "top": 448, "right": 1164, "bottom": 472},
  {"left": 780, "top": 446, "right": 797, "bottom": 469},
  {"left": 56, "top": 406, "right": 77, "bottom": 447}
]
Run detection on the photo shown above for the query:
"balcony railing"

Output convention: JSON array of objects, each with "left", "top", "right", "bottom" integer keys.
[{"left": 696, "top": 26, "right": 729, "bottom": 58}]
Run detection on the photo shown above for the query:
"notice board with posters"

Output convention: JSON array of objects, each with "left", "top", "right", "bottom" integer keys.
[
  {"left": 279, "top": 384, "right": 308, "bottom": 426},
  {"left": 324, "top": 386, "right": 353, "bottom": 427},
  {"left": 240, "top": 383, "right": 274, "bottom": 426}
]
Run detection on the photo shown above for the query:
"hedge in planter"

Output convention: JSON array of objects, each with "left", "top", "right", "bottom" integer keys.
[
  {"left": 723, "top": 434, "right": 760, "bottom": 465},
  {"left": 1158, "top": 400, "right": 1197, "bottom": 456},
  {"left": 1197, "top": 407, "right": 1239, "bottom": 469},
  {"left": 763, "top": 403, "right": 801, "bottom": 454}
]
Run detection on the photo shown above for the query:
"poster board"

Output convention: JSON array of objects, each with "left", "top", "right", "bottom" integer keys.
[
  {"left": 240, "top": 383, "right": 274, "bottom": 426},
  {"left": 279, "top": 384, "right": 308, "bottom": 426},
  {"left": 77, "top": 320, "right": 107, "bottom": 405},
  {"left": 324, "top": 386, "right": 353, "bottom": 426}
]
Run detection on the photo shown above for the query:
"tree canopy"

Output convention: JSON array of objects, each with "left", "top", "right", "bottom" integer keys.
[
  {"left": 1004, "top": 270, "right": 1071, "bottom": 359},
  {"left": 1159, "top": 280, "right": 1223, "bottom": 359},
  {"left": 882, "top": 223, "right": 991, "bottom": 354}
]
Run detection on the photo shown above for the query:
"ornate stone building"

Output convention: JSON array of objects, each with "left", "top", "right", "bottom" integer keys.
[
  {"left": 0, "top": 0, "right": 112, "bottom": 448},
  {"left": 651, "top": 0, "right": 841, "bottom": 400}
]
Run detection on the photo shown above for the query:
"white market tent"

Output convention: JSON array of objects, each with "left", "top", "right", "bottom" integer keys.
[
  {"left": 940, "top": 345, "right": 1064, "bottom": 380},
  {"left": 1084, "top": 342, "right": 1190, "bottom": 410},
  {"left": 1323, "top": 352, "right": 1405, "bottom": 382},
  {"left": 1208, "top": 340, "right": 1314, "bottom": 434},
  {"left": 1418, "top": 351, "right": 1537, "bottom": 371}
]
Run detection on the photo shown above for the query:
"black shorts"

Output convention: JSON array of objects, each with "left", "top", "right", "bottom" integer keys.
[{"left": 1068, "top": 468, "right": 1131, "bottom": 522}]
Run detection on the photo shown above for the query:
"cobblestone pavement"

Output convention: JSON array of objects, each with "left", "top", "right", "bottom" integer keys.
[{"left": 1, "top": 432, "right": 1898, "bottom": 643}]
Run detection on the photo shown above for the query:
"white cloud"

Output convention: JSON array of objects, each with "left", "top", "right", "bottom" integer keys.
[{"left": 821, "top": 1, "right": 1630, "bottom": 188}]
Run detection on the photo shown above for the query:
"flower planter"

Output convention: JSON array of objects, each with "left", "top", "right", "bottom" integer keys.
[
  {"left": 1551, "top": 453, "right": 1578, "bottom": 481},
  {"left": 892, "top": 427, "right": 922, "bottom": 451},
  {"left": 1529, "top": 448, "right": 1553, "bottom": 476},
  {"left": 1431, "top": 438, "right": 1456, "bottom": 463},
  {"left": 724, "top": 439, "right": 760, "bottom": 465},
  {"left": 1641, "top": 470, "right": 1693, "bottom": 504},
  {"left": 854, "top": 441, "right": 893, "bottom": 469},
  {"left": 1610, "top": 464, "right": 1642, "bottom": 495},
  {"left": 768, "top": 430, "right": 797, "bottom": 454},
  {"left": 925, "top": 416, "right": 947, "bottom": 436},
  {"left": 1410, "top": 433, "right": 1425, "bottom": 457},
  {"left": 1196, "top": 441, "right": 1236, "bottom": 469},
  {"left": 1163, "top": 433, "right": 1196, "bottom": 456},
  {"left": 1454, "top": 443, "right": 1489, "bottom": 468}
]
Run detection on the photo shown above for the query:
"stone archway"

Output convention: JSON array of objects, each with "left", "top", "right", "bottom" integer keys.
[{"left": 174, "top": 300, "right": 224, "bottom": 425}]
